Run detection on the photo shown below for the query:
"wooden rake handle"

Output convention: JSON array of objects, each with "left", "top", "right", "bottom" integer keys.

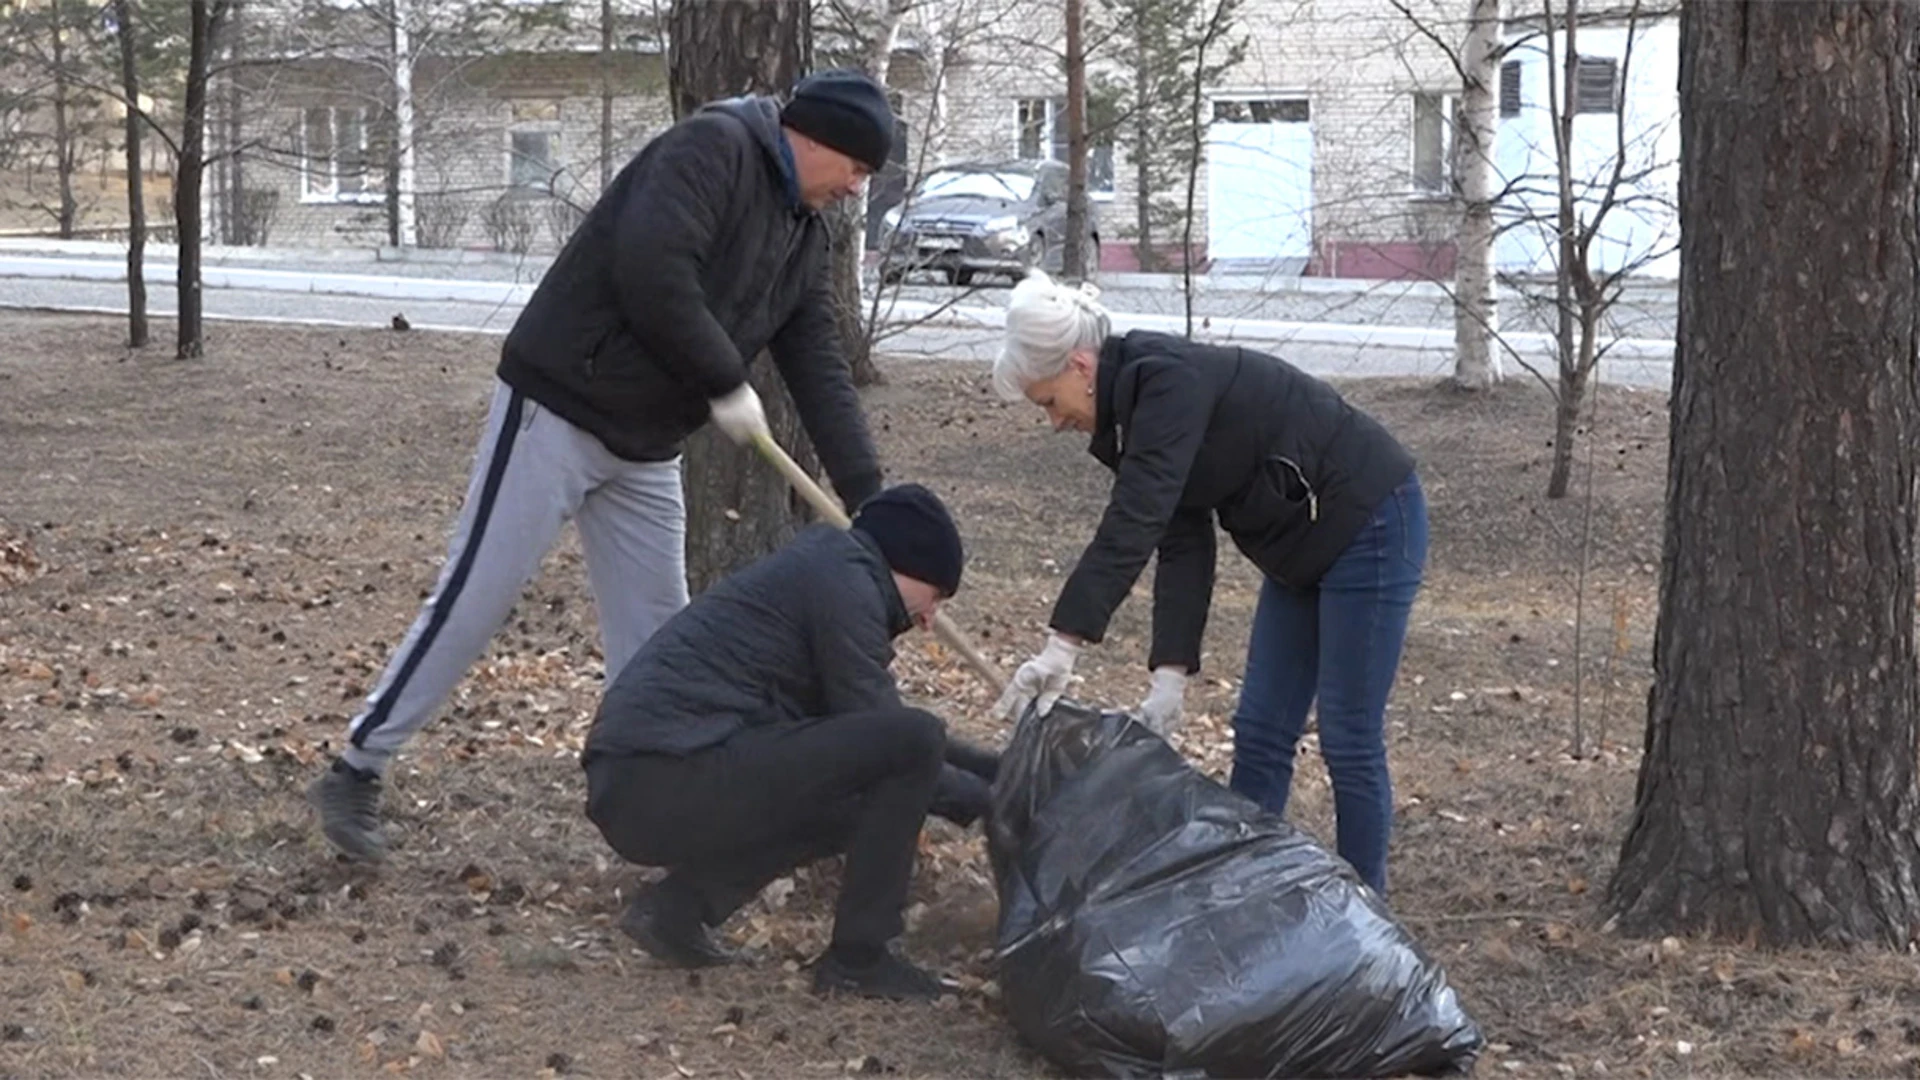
[{"left": 748, "top": 430, "right": 1008, "bottom": 692}]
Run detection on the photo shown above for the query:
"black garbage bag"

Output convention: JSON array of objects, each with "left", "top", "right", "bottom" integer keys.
[{"left": 985, "top": 698, "right": 1484, "bottom": 1079}]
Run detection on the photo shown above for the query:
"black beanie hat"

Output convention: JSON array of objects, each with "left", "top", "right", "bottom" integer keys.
[
  {"left": 851, "top": 484, "right": 964, "bottom": 597},
  {"left": 780, "top": 68, "right": 894, "bottom": 173}
]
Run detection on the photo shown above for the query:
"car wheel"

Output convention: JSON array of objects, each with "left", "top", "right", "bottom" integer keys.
[
  {"left": 1019, "top": 233, "right": 1048, "bottom": 279},
  {"left": 956, "top": 268, "right": 977, "bottom": 287},
  {"left": 881, "top": 266, "right": 905, "bottom": 286}
]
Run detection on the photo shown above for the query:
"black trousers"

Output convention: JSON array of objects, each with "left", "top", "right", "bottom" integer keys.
[{"left": 585, "top": 708, "right": 946, "bottom": 950}]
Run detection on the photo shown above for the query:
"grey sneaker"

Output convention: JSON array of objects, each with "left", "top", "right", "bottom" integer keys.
[{"left": 307, "top": 759, "right": 388, "bottom": 861}]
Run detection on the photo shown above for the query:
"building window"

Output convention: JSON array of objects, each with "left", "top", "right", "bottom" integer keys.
[
  {"left": 1499, "top": 60, "right": 1522, "bottom": 117},
  {"left": 1575, "top": 55, "right": 1620, "bottom": 114},
  {"left": 508, "top": 130, "right": 557, "bottom": 192},
  {"left": 1212, "top": 98, "right": 1310, "bottom": 123},
  {"left": 1013, "top": 97, "right": 1114, "bottom": 198},
  {"left": 1411, "top": 92, "right": 1458, "bottom": 198},
  {"left": 301, "top": 106, "right": 380, "bottom": 202}
]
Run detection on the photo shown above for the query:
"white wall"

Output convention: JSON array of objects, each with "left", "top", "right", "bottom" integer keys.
[{"left": 1494, "top": 16, "right": 1680, "bottom": 279}]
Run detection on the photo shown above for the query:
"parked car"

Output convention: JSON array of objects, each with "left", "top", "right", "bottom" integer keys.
[{"left": 878, "top": 160, "right": 1100, "bottom": 286}]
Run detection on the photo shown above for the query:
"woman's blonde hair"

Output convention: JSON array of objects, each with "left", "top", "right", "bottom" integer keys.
[{"left": 991, "top": 269, "right": 1112, "bottom": 401}]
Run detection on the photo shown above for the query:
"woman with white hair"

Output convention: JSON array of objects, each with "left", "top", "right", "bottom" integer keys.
[{"left": 989, "top": 269, "right": 1427, "bottom": 895}]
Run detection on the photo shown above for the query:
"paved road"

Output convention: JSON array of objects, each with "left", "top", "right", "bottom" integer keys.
[
  {"left": 0, "top": 237, "right": 1682, "bottom": 338},
  {"left": 0, "top": 259, "right": 1676, "bottom": 390}
]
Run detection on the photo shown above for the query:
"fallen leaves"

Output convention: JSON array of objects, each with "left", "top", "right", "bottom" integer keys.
[
  {"left": 0, "top": 529, "right": 44, "bottom": 588},
  {"left": 457, "top": 864, "right": 492, "bottom": 896}
]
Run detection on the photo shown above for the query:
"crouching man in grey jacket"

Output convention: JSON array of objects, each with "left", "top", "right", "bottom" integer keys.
[{"left": 580, "top": 484, "right": 991, "bottom": 1001}]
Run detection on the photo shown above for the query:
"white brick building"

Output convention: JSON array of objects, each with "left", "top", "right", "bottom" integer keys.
[
  {"left": 208, "top": 0, "right": 1678, "bottom": 281},
  {"left": 893, "top": 0, "right": 1474, "bottom": 277}
]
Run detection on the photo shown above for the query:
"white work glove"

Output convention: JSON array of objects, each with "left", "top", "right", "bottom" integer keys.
[
  {"left": 994, "top": 632, "right": 1080, "bottom": 721},
  {"left": 1137, "top": 666, "right": 1188, "bottom": 737},
  {"left": 709, "top": 383, "right": 770, "bottom": 446}
]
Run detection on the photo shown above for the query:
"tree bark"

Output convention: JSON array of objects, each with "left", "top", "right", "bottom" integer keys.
[
  {"left": 1131, "top": 8, "right": 1154, "bottom": 272},
  {"left": 668, "top": 0, "right": 822, "bottom": 595},
  {"left": 176, "top": 0, "right": 219, "bottom": 359},
  {"left": 830, "top": 0, "right": 906, "bottom": 389},
  {"left": 599, "top": 0, "right": 614, "bottom": 190},
  {"left": 1062, "top": 0, "right": 1089, "bottom": 279},
  {"left": 828, "top": 201, "right": 883, "bottom": 386},
  {"left": 1452, "top": 0, "right": 1500, "bottom": 391},
  {"left": 222, "top": 1, "right": 244, "bottom": 245},
  {"left": 115, "top": 0, "right": 148, "bottom": 347},
  {"left": 47, "top": 0, "right": 77, "bottom": 240},
  {"left": 393, "top": 0, "right": 416, "bottom": 248},
  {"left": 1606, "top": 0, "right": 1920, "bottom": 947},
  {"left": 1544, "top": 0, "right": 1580, "bottom": 498}
]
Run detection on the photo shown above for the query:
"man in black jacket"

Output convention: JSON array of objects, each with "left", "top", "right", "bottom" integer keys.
[
  {"left": 583, "top": 485, "right": 989, "bottom": 1001},
  {"left": 309, "top": 69, "right": 898, "bottom": 862}
]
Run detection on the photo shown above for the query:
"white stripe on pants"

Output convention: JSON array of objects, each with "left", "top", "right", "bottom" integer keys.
[{"left": 342, "top": 378, "right": 689, "bottom": 773}]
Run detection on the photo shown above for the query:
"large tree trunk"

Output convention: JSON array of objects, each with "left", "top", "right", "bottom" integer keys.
[
  {"left": 115, "top": 0, "right": 147, "bottom": 347},
  {"left": 176, "top": 0, "right": 219, "bottom": 359},
  {"left": 669, "top": 0, "right": 819, "bottom": 594},
  {"left": 1606, "top": 0, "right": 1920, "bottom": 947},
  {"left": 1061, "top": 0, "right": 1089, "bottom": 279},
  {"left": 1452, "top": 0, "right": 1500, "bottom": 391}
]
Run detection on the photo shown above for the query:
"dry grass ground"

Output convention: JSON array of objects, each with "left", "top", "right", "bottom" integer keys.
[{"left": 2, "top": 311, "right": 1917, "bottom": 1079}]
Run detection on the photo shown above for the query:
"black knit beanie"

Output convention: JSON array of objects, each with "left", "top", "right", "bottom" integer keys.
[
  {"left": 780, "top": 68, "right": 894, "bottom": 173},
  {"left": 851, "top": 484, "right": 964, "bottom": 597}
]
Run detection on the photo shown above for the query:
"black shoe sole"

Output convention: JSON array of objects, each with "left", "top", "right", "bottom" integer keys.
[{"left": 811, "top": 961, "right": 950, "bottom": 1001}]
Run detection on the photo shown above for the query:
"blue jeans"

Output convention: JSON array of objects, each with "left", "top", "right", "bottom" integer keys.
[{"left": 1227, "top": 470, "right": 1428, "bottom": 894}]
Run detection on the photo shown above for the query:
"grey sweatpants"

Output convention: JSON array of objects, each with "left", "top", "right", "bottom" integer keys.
[{"left": 342, "top": 379, "right": 688, "bottom": 774}]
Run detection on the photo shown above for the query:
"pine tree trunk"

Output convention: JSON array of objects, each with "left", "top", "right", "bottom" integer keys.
[
  {"left": 176, "top": 0, "right": 218, "bottom": 359},
  {"left": 1452, "top": 0, "right": 1500, "bottom": 391},
  {"left": 1606, "top": 0, "right": 1920, "bottom": 947},
  {"left": 115, "top": 0, "right": 148, "bottom": 347},
  {"left": 668, "top": 0, "right": 820, "bottom": 595}
]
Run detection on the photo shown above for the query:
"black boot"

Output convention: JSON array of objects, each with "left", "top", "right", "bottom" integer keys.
[
  {"left": 812, "top": 943, "right": 949, "bottom": 1001},
  {"left": 929, "top": 763, "right": 992, "bottom": 828},
  {"left": 618, "top": 881, "right": 737, "bottom": 968}
]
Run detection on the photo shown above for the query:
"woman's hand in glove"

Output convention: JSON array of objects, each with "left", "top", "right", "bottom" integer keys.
[
  {"left": 994, "top": 632, "right": 1081, "bottom": 721},
  {"left": 1137, "top": 666, "right": 1188, "bottom": 737}
]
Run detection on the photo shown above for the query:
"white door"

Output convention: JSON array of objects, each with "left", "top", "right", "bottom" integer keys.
[{"left": 1206, "top": 98, "right": 1314, "bottom": 267}]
